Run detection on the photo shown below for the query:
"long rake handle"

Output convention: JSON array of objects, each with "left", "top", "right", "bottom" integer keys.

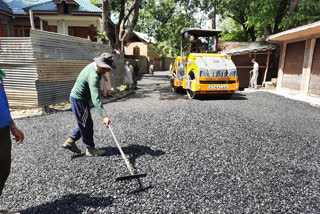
[{"left": 109, "top": 125, "right": 134, "bottom": 175}]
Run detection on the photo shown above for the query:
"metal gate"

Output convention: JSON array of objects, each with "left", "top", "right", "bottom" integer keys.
[{"left": 282, "top": 41, "right": 305, "bottom": 91}]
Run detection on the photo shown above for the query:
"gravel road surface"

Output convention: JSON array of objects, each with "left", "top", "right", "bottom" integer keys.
[{"left": 1, "top": 71, "right": 320, "bottom": 213}]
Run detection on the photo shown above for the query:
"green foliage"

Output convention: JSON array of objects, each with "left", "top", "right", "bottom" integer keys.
[
  {"left": 218, "top": 18, "right": 248, "bottom": 42},
  {"left": 135, "top": 0, "right": 196, "bottom": 56},
  {"left": 287, "top": 0, "right": 320, "bottom": 28},
  {"left": 133, "top": 0, "right": 320, "bottom": 52},
  {"left": 90, "top": 0, "right": 100, "bottom": 7},
  {"left": 94, "top": 31, "right": 105, "bottom": 40}
]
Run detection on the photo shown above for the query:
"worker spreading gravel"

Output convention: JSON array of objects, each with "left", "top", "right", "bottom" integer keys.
[
  {"left": 1, "top": 71, "right": 320, "bottom": 213},
  {"left": 63, "top": 52, "right": 115, "bottom": 157}
]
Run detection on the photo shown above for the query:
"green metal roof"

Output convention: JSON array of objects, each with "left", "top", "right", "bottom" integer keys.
[
  {"left": 3, "top": 0, "right": 50, "bottom": 14},
  {"left": 0, "top": 0, "right": 13, "bottom": 14},
  {"left": 24, "top": 0, "right": 101, "bottom": 13},
  {"left": 23, "top": 1, "right": 56, "bottom": 11},
  {"left": 3, "top": 0, "right": 101, "bottom": 15},
  {"left": 73, "top": 0, "right": 101, "bottom": 12}
]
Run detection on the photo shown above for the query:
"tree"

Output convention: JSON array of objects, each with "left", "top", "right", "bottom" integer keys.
[
  {"left": 249, "top": 0, "right": 320, "bottom": 37},
  {"left": 102, "top": 0, "right": 142, "bottom": 50},
  {"left": 135, "top": 0, "right": 196, "bottom": 56}
]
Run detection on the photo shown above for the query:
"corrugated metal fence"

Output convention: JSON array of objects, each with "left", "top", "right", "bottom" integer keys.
[{"left": 0, "top": 29, "right": 125, "bottom": 108}]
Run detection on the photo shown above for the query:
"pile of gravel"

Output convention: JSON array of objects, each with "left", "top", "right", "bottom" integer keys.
[{"left": 1, "top": 72, "right": 320, "bottom": 213}]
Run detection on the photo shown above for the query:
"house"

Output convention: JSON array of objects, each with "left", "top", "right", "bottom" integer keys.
[
  {"left": 220, "top": 43, "right": 277, "bottom": 89},
  {"left": 0, "top": 0, "right": 102, "bottom": 40},
  {"left": 267, "top": 21, "right": 320, "bottom": 97},
  {"left": 125, "top": 31, "right": 161, "bottom": 71}
]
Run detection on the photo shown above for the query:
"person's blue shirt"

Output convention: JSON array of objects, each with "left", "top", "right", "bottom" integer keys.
[{"left": 0, "top": 78, "right": 12, "bottom": 128}]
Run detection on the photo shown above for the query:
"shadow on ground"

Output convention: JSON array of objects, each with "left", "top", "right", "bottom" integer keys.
[
  {"left": 71, "top": 145, "right": 165, "bottom": 170},
  {"left": 197, "top": 92, "right": 248, "bottom": 101},
  {"left": 21, "top": 193, "right": 113, "bottom": 214},
  {"left": 102, "top": 144, "right": 165, "bottom": 170}
]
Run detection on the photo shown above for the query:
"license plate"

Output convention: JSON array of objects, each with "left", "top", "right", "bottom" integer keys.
[{"left": 208, "top": 85, "right": 229, "bottom": 89}]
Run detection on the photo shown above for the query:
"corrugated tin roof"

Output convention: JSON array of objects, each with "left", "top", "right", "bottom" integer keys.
[
  {"left": 219, "top": 43, "right": 276, "bottom": 56},
  {"left": 23, "top": 1, "right": 55, "bottom": 11},
  {"left": 134, "top": 31, "right": 157, "bottom": 44},
  {"left": 3, "top": 0, "right": 49, "bottom": 14},
  {"left": 73, "top": 0, "right": 101, "bottom": 12},
  {"left": 0, "top": 0, "right": 12, "bottom": 13},
  {"left": 3, "top": 0, "right": 101, "bottom": 14}
]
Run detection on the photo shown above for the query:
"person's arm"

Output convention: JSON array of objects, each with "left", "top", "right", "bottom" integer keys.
[
  {"left": 103, "top": 74, "right": 108, "bottom": 81},
  {"left": 9, "top": 120, "right": 24, "bottom": 143},
  {"left": 88, "top": 74, "right": 111, "bottom": 127}
]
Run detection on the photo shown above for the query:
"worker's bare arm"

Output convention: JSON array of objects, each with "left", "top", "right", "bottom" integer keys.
[{"left": 9, "top": 120, "right": 24, "bottom": 143}]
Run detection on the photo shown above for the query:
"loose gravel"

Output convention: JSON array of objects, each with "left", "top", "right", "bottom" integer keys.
[{"left": 1, "top": 72, "right": 320, "bottom": 213}]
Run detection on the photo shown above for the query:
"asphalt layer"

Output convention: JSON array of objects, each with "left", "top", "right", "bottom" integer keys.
[{"left": 1, "top": 71, "right": 320, "bottom": 213}]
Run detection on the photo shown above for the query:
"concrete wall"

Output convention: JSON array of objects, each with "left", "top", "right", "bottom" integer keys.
[
  {"left": 124, "top": 55, "right": 149, "bottom": 74},
  {"left": 161, "top": 57, "right": 175, "bottom": 71}
]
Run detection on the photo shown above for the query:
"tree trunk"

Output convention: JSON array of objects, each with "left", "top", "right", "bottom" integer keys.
[
  {"left": 273, "top": 0, "right": 289, "bottom": 34},
  {"left": 264, "top": 24, "right": 273, "bottom": 38},
  {"left": 285, "top": 0, "right": 300, "bottom": 30},
  {"left": 248, "top": 26, "right": 256, "bottom": 41},
  {"left": 211, "top": 1, "right": 216, "bottom": 29},
  {"left": 102, "top": 0, "right": 141, "bottom": 50}
]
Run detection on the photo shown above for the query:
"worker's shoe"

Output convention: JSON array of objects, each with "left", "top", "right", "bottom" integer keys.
[
  {"left": 85, "top": 148, "right": 106, "bottom": 157},
  {"left": 63, "top": 138, "right": 81, "bottom": 154}
]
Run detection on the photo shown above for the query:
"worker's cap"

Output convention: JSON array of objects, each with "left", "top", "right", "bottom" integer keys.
[{"left": 94, "top": 52, "right": 117, "bottom": 69}]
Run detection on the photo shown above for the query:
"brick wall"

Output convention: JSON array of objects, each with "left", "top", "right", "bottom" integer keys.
[{"left": 126, "top": 42, "right": 148, "bottom": 56}]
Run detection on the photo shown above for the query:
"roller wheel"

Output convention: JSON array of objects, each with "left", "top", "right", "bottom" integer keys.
[{"left": 187, "top": 89, "right": 197, "bottom": 99}]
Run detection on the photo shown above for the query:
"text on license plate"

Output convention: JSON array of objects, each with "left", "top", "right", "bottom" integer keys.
[{"left": 208, "top": 85, "right": 229, "bottom": 89}]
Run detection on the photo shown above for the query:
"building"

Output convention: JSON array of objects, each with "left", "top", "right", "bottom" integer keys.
[
  {"left": 220, "top": 43, "right": 277, "bottom": 89},
  {"left": 267, "top": 21, "right": 320, "bottom": 97},
  {"left": 0, "top": 0, "right": 102, "bottom": 40},
  {"left": 125, "top": 31, "right": 161, "bottom": 71}
]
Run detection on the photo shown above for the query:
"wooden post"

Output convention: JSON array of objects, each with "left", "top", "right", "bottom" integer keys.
[
  {"left": 277, "top": 43, "right": 287, "bottom": 90},
  {"left": 262, "top": 50, "right": 270, "bottom": 87},
  {"left": 29, "top": 10, "right": 35, "bottom": 29},
  {"left": 302, "top": 39, "right": 316, "bottom": 95},
  {"left": 40, "top": 19, "right": 43, "bottom": 31}
]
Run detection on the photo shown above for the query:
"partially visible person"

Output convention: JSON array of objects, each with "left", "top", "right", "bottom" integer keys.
[
  {"left": 124, "top": 61, "right": 133, "bottom": 89},
  {"left": 133, "top": 62, "right": 139, "bottom": 90},
  {"left": 249, "top": 59, "right": 259, "bottom": 89},
  {"left": 169, "top": 63, "right": 173, "bottom": 72},
  {"left": 100, "top": 71, "right": 112, "bottom": 98},
  {"left": 0, "top": 69, "right": 24, "bottom": 214},
  {"left": 149, "top": 64, "right": 154, "bottom": 76},
  {"left": 63, "top": 52, "right": 115, "bottom": 157}
]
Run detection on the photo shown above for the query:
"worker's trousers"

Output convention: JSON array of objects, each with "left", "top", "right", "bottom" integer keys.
[
  {"left": 0, "top": 125, "right": 11, "bottom": 196},
  {"left": 69, "top": 96, "right": 95, "bottom": 148},
  {"left": 250, "top": 71, "right": 259, "bottom": 89}
]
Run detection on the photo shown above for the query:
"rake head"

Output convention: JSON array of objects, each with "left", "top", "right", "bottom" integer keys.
[{"left": 116, "top": 173, "right": 147, "bottom": 182}]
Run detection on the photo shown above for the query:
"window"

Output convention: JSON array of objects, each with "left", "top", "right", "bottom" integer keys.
[
  {"left": 14, "top": 25, "right": 30, "bottom": 37},
  {"left": 0, "top": 24, "right": 8, "bottom": 37},
  {"left": 62, "top": 1, "right": 69, "bottom": 14}
]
